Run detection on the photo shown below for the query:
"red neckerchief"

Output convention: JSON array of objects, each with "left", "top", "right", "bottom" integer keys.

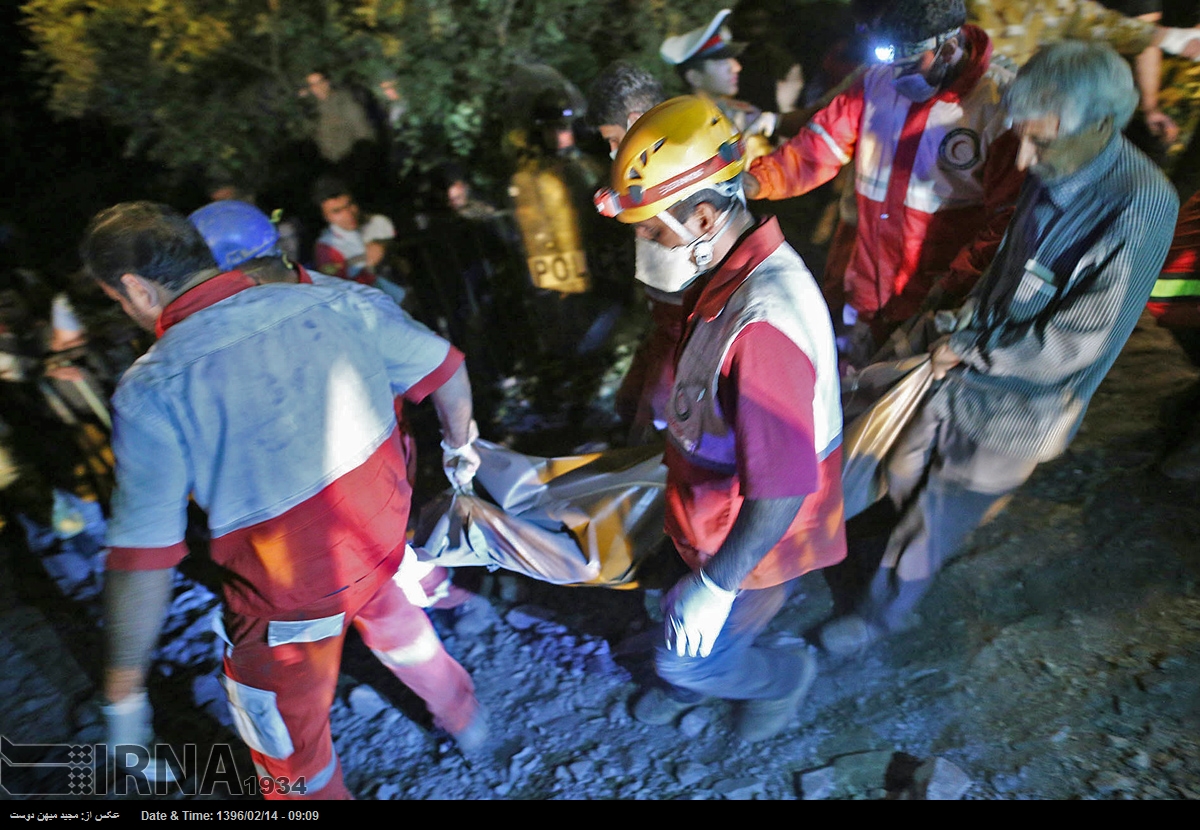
[
  {"left": 154, "top": 270, "right": 257, "bottom": 337},
  {"left": 682, "top": 215, "right": 786, "bottom": 325}
]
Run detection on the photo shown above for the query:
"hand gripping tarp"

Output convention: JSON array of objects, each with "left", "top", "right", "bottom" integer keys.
[{"left": 412, "top": 440, "right": 668, "bottom": 588}]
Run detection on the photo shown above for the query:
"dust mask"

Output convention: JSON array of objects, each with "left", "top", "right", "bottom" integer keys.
[
  {"left": 634, "top": 208, "right": 734, "bottom": 294},
  {"left": 892, "top": 42, "right": 959, "bottom": 102}
]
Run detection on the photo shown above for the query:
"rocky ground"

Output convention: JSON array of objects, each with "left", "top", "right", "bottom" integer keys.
[{"left": 2, "top": 309, "right": 1199, "bottom": 802}]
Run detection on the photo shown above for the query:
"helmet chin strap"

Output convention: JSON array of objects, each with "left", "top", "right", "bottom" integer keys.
[{"left": 657, "top": 207, "right": 734, "bottom": 271}]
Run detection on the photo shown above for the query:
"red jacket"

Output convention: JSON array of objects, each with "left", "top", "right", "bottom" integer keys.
[
  {"left": 750, "top": 25, "right": 1023, "bottom": 329},
  {"left": 1148, "top": 191, "right": 1200, "bottom": 329}
]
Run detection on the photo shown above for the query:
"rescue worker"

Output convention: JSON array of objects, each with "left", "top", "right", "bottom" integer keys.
[
  {"left": 595, "top": 97, "right": 846, "bottom": 741},
  {"left": 660, "top": 8, "right": 780, "bottom": 141},
  {"left": 820, "top": 41, "right": 1180, "bottom": 655},
  {"left": 586, "top": 61, "right": 675, "bottom": 442},
  {"left": 1106, "top": 1, "right": 1200, "bottom": 191},
  {"left": 83, "top": 202, "right": 487, "bottom": 799},
  {"left": 1149, "top": 189, "right": 1200, "bottom": 479},
  {"left": 188, "top": 198, "right": 498, "bottom": 634},
  {"left": 745, "top": 0, "right": 1024, "bottom": 369}
]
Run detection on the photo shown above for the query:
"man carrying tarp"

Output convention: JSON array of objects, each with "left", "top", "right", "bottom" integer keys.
[
  {"left": 595, "top": 95, "right": 846, "bottom": 741},
  {"left": 821, "top": 41, "right": 1179, "bottom": 655},
  {"left": 744, "top": 0, "right": 1024, "bottom": 369},
  {"left": 1149, "top": 188, "right": 1200, "bottom": 479},
  {"left": 188, "top": 198, "right": 498, "bottom": 637},
  {"left": 82, "top": 202, "right": 487, "bottom": 799}
]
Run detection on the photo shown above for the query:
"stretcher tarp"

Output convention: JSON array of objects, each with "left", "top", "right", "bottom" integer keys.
[
  {"left": 413, "top": 440, "right": 668, "bottom": 588},
  {"left": 415, "top": 355, "right": 935, "bottom": 587},
  {"left": 840, "top": 356, "right": 934, "bottom": 520}
]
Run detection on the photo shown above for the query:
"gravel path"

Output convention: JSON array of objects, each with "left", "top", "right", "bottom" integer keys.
[{"left": 2, "top": 313, "right": 1198, "bottom": 801}]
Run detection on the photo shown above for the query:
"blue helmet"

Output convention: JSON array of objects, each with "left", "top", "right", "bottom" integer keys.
[{"left": 188, "top": 200, "right": 280, "bottom": 271}]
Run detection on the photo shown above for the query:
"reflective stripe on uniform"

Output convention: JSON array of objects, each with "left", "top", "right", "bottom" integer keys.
[
  {"left": 1151, "top": 277, "right": 1200, "bottom": 300},
  {"left": 810, "top": 123, "right": 852, "bottom": 166},
  {"left": 266, "top": 613, "right": 345, "bottom": 647},
  {"left": 304, "top": 751, "right": 340, "bottom": 795},
  {"left": 220, "top": 676, "right": 295, "bottom": 760},
  {"left": 369, "top": 626, "right": 441, "bottom": 668}
]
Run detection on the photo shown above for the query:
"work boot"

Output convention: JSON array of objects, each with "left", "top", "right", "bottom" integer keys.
[
  {"left": 733, "top": 648, "right": 818, "bottom": 743},
  {"left": 632, "top": 686, "right": 706, "bottom": 726},
  {"left": 818, "top": 614, "right": 885, "bottom": 657},
  {"left": 452, "top": 704, "right": 490, "bottom": 760}
]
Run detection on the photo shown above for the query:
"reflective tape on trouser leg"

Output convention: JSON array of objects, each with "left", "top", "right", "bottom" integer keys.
[
  {"left": 221, "top": 675, "right": 295, "bottom": 759},
  {"left": 354, "top": 572, "right": 478, "bottom": 735},
  {"left": 301, "top": 752, "right": 340, "bottom": 795},
  {"left": 370, "top": 626, "right": 441, "bottom": 668},
  {"left": 221, "top": 612, "right": 349, "bottom": 799}
]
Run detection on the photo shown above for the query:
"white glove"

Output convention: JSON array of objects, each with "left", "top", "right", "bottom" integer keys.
[
  {"left": 102, "top": 690, "right": 177, "bottom": 784},
  {"left": 1159, "top": 27, "right": 1200, "bottom": 59},
  {"left": 359, "top": 213, "right": 397, "bottom": 243},
  {"left": 664, "top": 570, "right": 737, "bottom": 658},
  {"left": 441, "top": 419, "right": 481, "bottom": 491},
  {"left": 743, "top": 111, "right": 778, "bottom": 138}
]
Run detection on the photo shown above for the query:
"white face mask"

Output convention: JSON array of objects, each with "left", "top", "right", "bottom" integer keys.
[
  {"left": 633, "top": 208, "right": 733, "bottom": 294},
  {"left": 634, "top": 236, "right": 705, "bottom": 294},
  {"left": 892, "top": 44, "right": 956, "bottom": 102}
]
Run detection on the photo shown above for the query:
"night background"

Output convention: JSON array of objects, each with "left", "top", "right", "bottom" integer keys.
[{"left": 0, "top": 0, "right": 1199, "bottom": 804}]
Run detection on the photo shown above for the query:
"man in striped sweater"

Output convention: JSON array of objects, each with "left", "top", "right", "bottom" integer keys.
[
  {"left": 82, "top": 202, "right": 485, "bottom": 798},
  {"left": 822, "top": 41, "right": 1180, "bottom": 655}
]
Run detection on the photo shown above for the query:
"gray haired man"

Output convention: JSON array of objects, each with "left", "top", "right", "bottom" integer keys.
[{"left": 822, "top": 40, "right": 1180, "bottom": 655}]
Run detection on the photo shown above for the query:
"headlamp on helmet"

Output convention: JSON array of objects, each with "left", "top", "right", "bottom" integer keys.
[{"left": 871, "top": 26, "right": 960, "bottom": 66}]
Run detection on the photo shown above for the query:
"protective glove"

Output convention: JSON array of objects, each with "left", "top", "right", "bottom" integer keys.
[
  {"left": 441, "top": 419, "right": 481, "bottom": 491},
  {"left": 102, "top": 690, "right": 177, "bottom": 784},
  {"left": 663, "top": 570, "right": 737, "bottom": 659},
  {"left": 743, "top": 111, "right": 778, "bottom": 138}
]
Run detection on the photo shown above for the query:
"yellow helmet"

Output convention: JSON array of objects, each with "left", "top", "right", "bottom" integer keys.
[{"left": 594, "top": 95, "right": 745, "bottom": 225}]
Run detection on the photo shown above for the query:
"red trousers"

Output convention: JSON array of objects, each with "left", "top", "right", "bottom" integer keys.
[{"left": 221, "top": 566, "right": 477, "bottom": 800}]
